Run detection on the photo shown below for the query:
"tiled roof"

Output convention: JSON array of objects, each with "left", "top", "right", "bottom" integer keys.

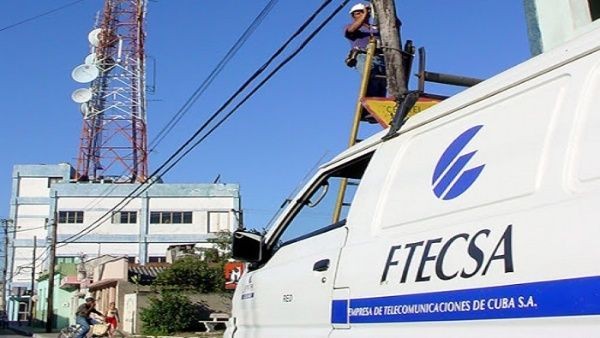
[
  {"left": 128, "top": 263, "right": 170, "bottom": 284},
  {"left": 88, "top": 278, "right": 119, "bottom": 291}
]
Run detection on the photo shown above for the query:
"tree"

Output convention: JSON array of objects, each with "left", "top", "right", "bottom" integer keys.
[
  {"left": 140, "top": 292, "right": 201, "bottom": 335},
  {"left": 153, "top": 231, "right": 234, "bottom": 292},
  {"left": 153, "top": 255, "right": 224, "bottom": 293},
  {"left": 142, "top": 232, "right": 235, "bottom": 333},
  {"left": 191, "top": 230, "right": 233, "bottom": 263}
]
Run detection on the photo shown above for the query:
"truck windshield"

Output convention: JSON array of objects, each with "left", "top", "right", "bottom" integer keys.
[{"left": 270, "top": 153, "right": 373, "bottom": 252}]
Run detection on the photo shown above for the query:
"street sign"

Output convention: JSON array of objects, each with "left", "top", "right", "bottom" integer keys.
[{"left": 225, "top": 262, "right": 245, "bottom": 290}]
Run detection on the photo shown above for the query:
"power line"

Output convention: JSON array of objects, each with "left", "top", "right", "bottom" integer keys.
[
  {"left": 8, "top": 246, "right": 50, "bottom": 280},
  {"left": 7, "top": 226, "right": 47, "bottom": 234},
  {"left": 61, "top": 0, "right": 344, "bottom": 245},
  {"left": 145, "top": 0, "right": 336, "bottom": 185},
  {"left": 58, "top": 0, "right": 345, "bottom": 246},
  {"left": 149, "top": 0, "right": 279, "bottom": 151},
  {"left": 0, "top": 0, "right": 89, "bottom": 33},
  {"left": 164, "top": 0, "right": 349, "bottom": 174},
  {"left": 53, "top": 0, "right": 279, "bottom": 220}
]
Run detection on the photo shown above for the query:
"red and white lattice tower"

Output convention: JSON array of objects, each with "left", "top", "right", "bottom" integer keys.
[{"left": 75, "top": 0, "right": 148, "bottom": 183}]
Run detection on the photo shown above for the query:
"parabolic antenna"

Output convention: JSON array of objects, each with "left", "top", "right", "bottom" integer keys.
[
  {"left": 88, "top": 28, "right": 102, "bottom": 47},
  {"left": 71, "top": 88, "right": 93, "bottom": 103},
  {"left": 72, "top": 64, "right": 99, "bottom": 83},
  {"left": 80, "top": 103, "right": 89, "bottom": 116},
  {"left": 84, "top": 53, "right": 98, "bottom": 65}
]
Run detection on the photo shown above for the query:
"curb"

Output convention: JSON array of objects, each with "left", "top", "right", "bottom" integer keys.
[
  {"left": 129, "top": 335, "right": 222, "bottom": 338},
  {"left": 9, "top": 326, "right": 33, "bottom": 337}
]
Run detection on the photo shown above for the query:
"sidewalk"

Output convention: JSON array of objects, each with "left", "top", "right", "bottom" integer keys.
[
  {"left": 5, "top": 322, "right": 223, "bottom": 338},
  {"left": 6, "top": 321, "right": 57, "bottom": 337},
  {"left": 31, "top": 334, "right": 55, "bottom": 338}
]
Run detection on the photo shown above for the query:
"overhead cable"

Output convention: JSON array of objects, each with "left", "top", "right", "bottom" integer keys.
[
  {"left": 58, "top": 0, "right": 345, "bottom": 246},
  {"left": 0, "top": 0, "right": 88, "bottom": 33},
  {"left": 149, "top": 0, "right": 279, "bottom": 151},
  {"left": 62, "top": 0, "right": 280, "bottom": 219},
  {"left": 8, "top": 246, "right": 51, "bottom": 280},
  {"left": 6, "top": 225, "right": 47, "bottom": 234}
]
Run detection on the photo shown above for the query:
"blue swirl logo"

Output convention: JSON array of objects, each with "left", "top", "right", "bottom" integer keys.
[{"left": 432, "top": 125, "right": 485, "bottom": 200}]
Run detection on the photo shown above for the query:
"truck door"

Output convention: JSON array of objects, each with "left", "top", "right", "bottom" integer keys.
[{"left": 232, "top": 154, "right": 373, "bottom": 338}]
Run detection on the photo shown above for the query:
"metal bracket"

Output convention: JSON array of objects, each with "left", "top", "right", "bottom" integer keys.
[{"left": 382, "top": 90, "right": 421, "bottom": 141}]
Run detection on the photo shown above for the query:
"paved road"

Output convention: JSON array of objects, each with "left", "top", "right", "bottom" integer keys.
[{"left": 0, "top": 328, "right": 28, "bottom": 337}]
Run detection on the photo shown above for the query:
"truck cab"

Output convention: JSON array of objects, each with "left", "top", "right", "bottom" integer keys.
[{"left": 226, "top": 24, "right": 600, "bottom": 338}]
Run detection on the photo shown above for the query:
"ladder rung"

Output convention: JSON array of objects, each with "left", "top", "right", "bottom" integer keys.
[{"left": 360, "top": 113, "right": 378, "bottom": 124}]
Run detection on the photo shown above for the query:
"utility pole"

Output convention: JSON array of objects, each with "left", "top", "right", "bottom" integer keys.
[
  {"left": 29, "top": 236, "right": 36, "bottom": 326},
  {"left": 371, "top": 0, "right": 407, "bottom": 98},
  {"left": 45, "top": 215, "right": 57, "bottom": 332},
  {"left": 1, "top": 218, "right": 12, "bottom": 314}
]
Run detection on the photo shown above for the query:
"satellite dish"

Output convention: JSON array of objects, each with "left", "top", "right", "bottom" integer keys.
[
  {"left": 88, "top": 28, "right": 102, "bottom": 47},
  {"left": 71, "top": 88, "right": 93, "bottom": 103},
  {"left": 80, "top": 103, "right": 89, "bottom": 116},
  {"left": 84, "top": 53, "right": 98, "bottom": 65},
  {"left": 72, "top": 64, "right": 99, "bottom": 83}
]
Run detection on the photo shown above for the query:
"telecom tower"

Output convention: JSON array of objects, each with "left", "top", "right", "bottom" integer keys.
[{"left": 71, "top": 0, "right": 148, "bottom": 183}]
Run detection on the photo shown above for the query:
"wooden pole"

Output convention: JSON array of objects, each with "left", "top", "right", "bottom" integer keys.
[
  {"left": 29, "top": 236, "right": 36, "bottom": 326},
  {"left": 371, "top": 0, "right": 407, "bottom": 98},
  {"left": 1, "top": 219, "right": 9, "bottom": 314},
  {"left": 45, "top": 215, "right": 57, "bottom": 332}
]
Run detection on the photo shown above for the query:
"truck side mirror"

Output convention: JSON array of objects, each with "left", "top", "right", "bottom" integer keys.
[{"left": 232, "top": 230, "right": 264, "bottom": 263}]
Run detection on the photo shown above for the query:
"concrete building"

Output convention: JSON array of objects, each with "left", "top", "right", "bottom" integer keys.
[
  {"left": 35, "top": 263, "right": 78, "bottom": 329},
  {"left": 87, "top": 257, "right": 168, "bottom": 334},
  {"left": 4, "top": 163, "right": 241, "bottom": 321}
]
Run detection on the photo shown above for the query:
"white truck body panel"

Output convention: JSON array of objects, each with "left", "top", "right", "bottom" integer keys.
[{"left": 226, "top": 25, "right": 600, "bottom": 338}]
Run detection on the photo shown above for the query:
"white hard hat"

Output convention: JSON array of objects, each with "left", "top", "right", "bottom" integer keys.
[{"left": 349, "top": 3, "right": 367, "bottom": 14}]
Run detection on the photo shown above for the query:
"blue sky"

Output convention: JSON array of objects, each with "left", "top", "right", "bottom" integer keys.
[{"left": 0, "top": 1, "right": 531, "bottom": 234}]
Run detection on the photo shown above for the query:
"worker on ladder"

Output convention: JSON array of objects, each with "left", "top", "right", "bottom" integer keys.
[{"left": 344, "top": 2, "right": 386, "bottom": 98}]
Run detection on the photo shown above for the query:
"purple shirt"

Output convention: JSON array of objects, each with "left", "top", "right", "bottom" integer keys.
[{"left": 344, "top": 23, "right": 380, "bottom": 50}]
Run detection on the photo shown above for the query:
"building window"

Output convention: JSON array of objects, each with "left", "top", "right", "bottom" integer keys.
[
  {"left": 150, "top": 211, "right": 193, "bottom": 224},
  {"left": 58, "top": 211, "right": 84, "bottom": 224},
  {"left": 47, "top": 177, "right": 62, "bottom": 188},
  {"left": 149, "top": 256, "right": 166, "bottom": 263},
  {"left": 208, "top": 211, "right": 230, "bottom": 232},
  {"left": 127, "top": 257, "right": 137, "bottom": 263},
  {"left": 111, "top": 211, "right": 137, "bottom": 224},
  {"left": 56, "top": 257, "right": 77, "bottom": 264}
]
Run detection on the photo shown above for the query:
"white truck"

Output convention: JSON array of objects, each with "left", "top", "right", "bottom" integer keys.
[{"left": 225, "top": 24, "right": 600, "bottom": 338}]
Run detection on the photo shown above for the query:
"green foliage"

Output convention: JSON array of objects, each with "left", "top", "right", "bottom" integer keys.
[
  {"left": 207, "top": 230, "right": 233, "bottom": 259},
  {"left": 142, "top": 231, "right": 236, "bottom": 334},
  {"left": 152, "top": 230, "right": 234, "bottom": 295},
  {"left": 153, "top": 255, "right": 225, "bottom": 293},
  {"left": 140, "top": 292, "right": 200, "bottom": 335}
]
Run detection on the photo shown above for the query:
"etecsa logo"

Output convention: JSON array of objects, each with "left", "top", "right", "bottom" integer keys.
[{"left": 432, "top": 125, "right": 485, "bottom": 200}]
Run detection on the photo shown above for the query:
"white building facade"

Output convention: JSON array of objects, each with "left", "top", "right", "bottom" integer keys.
[{"left": 4, "top": 163, "right": 240, "bottom": 321}]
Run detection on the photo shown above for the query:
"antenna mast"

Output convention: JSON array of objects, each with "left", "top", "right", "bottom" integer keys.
[{"left": 73, "top": 0, "right": 148, "bottom": 183}]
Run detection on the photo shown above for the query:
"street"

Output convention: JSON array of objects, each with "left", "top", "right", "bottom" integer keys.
[{"left": 0, "top": 328, "right": 27, "bottom": 337}]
